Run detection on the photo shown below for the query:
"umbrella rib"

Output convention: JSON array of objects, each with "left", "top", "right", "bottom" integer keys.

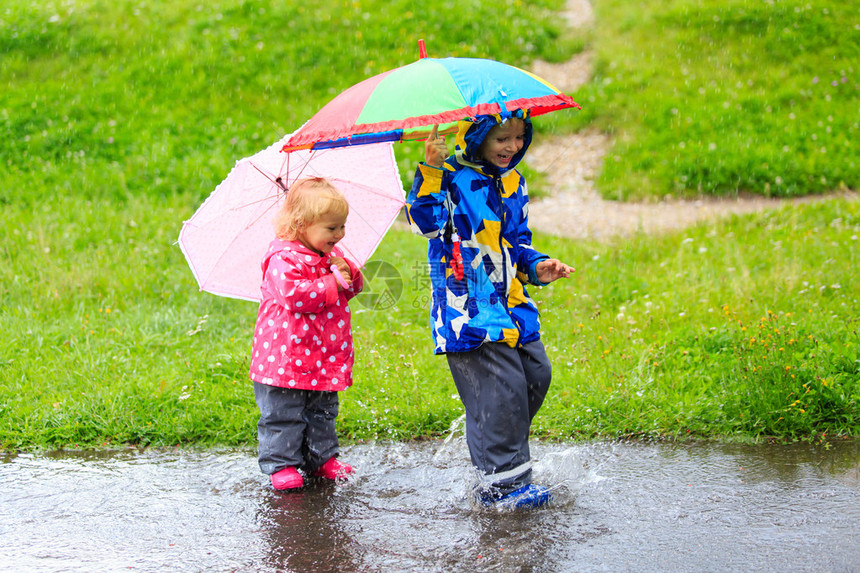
[
  {"left": 249, "top": 160, "right": 290, "bottom": 195},
  {"left": 270, "top": 149, "right": 316, "bottom": 189},
  {"left": 302, "top": 148, "right": 408, "bottom": 204},
  {"left": 249, "top": 144, "right": 319, "bottom": 192},
  {"left": 264, "top": 147, "right": 406, "bottom": 204},
  {"left": 247, "top": 152, "right": 403, "bottom": 224},
  {"left": 286, "top": 151, "right": 315, "bottom": 184}
]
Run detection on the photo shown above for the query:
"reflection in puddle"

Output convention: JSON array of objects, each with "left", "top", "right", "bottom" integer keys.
[{"left": 1, "top": 440, "right": 858, "bottom": 572}]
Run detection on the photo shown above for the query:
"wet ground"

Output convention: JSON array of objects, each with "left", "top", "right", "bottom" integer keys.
[{"left": 2, "top": 438, "right": 858, "bottom": 572}]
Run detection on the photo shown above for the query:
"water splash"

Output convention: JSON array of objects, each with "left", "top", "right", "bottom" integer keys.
[
  {"left": 431, "top": 412, "right": 468, "bottom": 465},
  {"left": 535, "top": 446, "right": 606, "bottom": 502}
]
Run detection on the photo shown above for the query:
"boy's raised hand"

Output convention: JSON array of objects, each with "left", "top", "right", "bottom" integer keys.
[
  {"left": 535, "top": 259, "right": 575, "bottom": 284},
  {"left": 424, "top": 125, "right": 448, "bottom": 168}
]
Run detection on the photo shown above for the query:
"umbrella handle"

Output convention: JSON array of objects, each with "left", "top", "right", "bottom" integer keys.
[{"left": 331, "top": 264, "right": 350, "bottom": 290}]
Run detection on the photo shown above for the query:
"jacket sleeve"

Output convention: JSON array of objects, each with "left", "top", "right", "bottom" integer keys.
[
  {"left": 406, "top": 163, "right": 448, "bottom": 239},
  {"left": 514, "top": 179, "right": 550, "bottom": 286},
  {"left": 263, "top": 254, "right": 339, "bottom": 312}
]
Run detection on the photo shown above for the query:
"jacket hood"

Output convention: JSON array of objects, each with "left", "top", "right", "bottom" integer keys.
[{"left": 453, "top": 109, "right": 533, "bottom": 176}]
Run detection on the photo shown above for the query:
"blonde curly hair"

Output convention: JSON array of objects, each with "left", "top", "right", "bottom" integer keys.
[{"left": 274, "top": 177, "right": 349, "bottom": 240}]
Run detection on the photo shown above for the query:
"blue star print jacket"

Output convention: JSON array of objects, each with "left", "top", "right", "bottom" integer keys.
[{"left": 406, "top": 112, "right": 549, "bottom": 354}]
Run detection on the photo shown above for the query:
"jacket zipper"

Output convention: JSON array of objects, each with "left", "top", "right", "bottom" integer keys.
[{"left": 495, "top": 174, "right": 524, "bottom": 345}]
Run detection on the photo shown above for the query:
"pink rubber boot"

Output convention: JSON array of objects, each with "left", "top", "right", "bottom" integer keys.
[
  {"left": 313, "top": 457, "right": 354, "bottom": 480},
  {"left": 271, "top": 467, "right": 303, "bottom": 490}
]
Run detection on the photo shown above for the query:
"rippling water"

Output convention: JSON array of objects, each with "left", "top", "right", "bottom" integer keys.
[{"left": 1, "top": 438, "right": 858, "bottom": 572}]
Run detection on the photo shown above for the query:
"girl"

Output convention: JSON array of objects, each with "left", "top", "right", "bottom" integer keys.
[{"left": 250, "top": 177, "right": 362, "bottom": 490}]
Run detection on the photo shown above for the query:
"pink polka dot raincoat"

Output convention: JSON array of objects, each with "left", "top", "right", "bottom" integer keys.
[{"left": 249, "top": 239, "right": 363, "bottom": 392}]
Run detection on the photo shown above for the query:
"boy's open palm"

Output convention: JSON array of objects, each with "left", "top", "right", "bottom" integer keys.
[{"left": 536, "top": 259, "right": 575, "bottom": 284}]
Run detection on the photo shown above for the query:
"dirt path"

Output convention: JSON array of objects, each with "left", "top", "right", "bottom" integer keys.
[{"left": 525, "top": 0, "right": 852, "bottom": 240}]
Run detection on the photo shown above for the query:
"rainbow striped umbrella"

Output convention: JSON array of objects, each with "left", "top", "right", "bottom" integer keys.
[{"left": 283, "top": 51, "right": 580, "bottom": 152}]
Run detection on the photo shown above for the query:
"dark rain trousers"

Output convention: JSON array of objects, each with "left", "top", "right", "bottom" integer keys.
[
  {"left": 254, "top": 382, "right": 340, "bottom": 476},
  {"left": 446, "top": 340, "right": 552, "bottom": 496}
]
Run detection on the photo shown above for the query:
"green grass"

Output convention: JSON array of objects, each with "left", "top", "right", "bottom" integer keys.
[
  {"left": 1, "top": 0, "right": 858, "bottom": 450},
  {"left": 1, "top": 0, "right": 570, "bottom": 205},
  {"left": 544, "top": 0, "right": 860, "bottom": 199},
  {"left": 533, "top": 199, "right": 860, "bottom": 440},
  {"left": 2, "top": 195, "right": 857, "bottom": 449}
]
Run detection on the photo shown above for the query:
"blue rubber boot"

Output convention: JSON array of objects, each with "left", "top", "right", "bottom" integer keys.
[{"left": 484, "top": 484, "right": 552, "bottom": 508}]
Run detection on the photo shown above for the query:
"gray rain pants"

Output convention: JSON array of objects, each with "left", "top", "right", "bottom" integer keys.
[
  {"left": 254, "top": 382, "right": 340, "bottom": 476},
  {"left": 446, "top": 340, "right": 552, "bottom": 496}
]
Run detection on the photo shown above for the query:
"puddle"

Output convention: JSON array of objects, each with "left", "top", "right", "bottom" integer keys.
[{"left": 1, "top": 439, "right": 858, "bottom": 572}]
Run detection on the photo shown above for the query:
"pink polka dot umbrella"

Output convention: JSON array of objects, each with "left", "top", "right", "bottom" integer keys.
[{"left": 178, "top": 133, "right": 404, "bottom": 302}]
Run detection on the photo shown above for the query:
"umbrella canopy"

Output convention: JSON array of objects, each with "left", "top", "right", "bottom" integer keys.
[
  {"left": 282, "top": 56, "right": 580, "bottom": 152},
  {"left": 178, "top": 135, "right": 404, "bottom": 302}
]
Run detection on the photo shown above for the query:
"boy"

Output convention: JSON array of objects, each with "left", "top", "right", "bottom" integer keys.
[{"left": 406, "top": 111, "right": 574, "bottom": 508}]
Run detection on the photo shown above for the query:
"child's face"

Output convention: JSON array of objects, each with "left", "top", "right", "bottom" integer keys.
[
  {"left": 297, "top": 212, "right": 347, "bottom": 255},
  {"left": 478, "top": 119, "right": 526, "bottom": 169}
]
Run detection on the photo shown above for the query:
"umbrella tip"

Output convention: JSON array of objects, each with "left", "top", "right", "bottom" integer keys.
[{"left": 418, "top": 39, "right": 427, "bottom": 59}]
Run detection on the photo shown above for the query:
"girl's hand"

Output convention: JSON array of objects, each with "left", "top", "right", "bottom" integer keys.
[
  {"left": 329, "top": 256, "right": 352, "bottom": 290},
  {"left": 424, "top": 125, "right": 448, "bottom": 168},
  {"left": 535, "top": 259, "right": 575, "bottom": 284}
]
